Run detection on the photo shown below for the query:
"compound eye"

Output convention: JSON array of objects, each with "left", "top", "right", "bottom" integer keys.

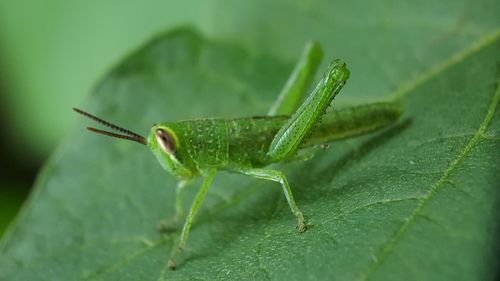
[{"left": 155, "top": 128, "right": 176, "bottom": 154}]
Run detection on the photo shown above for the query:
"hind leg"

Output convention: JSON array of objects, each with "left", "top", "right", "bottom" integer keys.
[
  {"left": 236, "top": 167, "right": 306, "bottom": 232},
  {"left": 268, "top": 42, "right": 323, "bottom": 116},
  {"left": 268, "top": 60, "right": 350, "bottom": 162}
]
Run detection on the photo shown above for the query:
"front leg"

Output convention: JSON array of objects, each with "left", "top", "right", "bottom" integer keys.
[
  {"left": 168, "top": 170, "right": 216, "bottom": 270},
  {"left": 157, "top": 180, "right": 190, "bottom": 233},
  {"left": 237, "top": 167, "right": 306, "bottom": 232},
  {"left": 174, "top": 180, "right": 189, "bottom": 224}
]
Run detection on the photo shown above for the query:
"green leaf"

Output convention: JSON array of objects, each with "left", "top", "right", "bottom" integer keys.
[{"left": 1, "top": 24, "right": 499, "bottom": 281}]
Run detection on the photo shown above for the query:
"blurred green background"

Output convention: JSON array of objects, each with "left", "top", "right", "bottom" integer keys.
[{"left": 0, "top": 0, "right": 215, "bottom": 234}]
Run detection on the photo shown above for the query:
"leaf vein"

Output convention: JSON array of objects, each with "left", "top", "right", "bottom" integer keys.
[
  {"left": 360, "top": 70, "right": 500, "bottom": 280},
  {"left": 84, "top": 238, "right": 168, "bottom": 280},
  {"left": 391, "top": 28, "right": 500, "bottom": 100}
]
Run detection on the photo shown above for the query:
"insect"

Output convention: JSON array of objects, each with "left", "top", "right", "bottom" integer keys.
[{"left": 74, "top": 42, "right": 402, "bottom": 269}]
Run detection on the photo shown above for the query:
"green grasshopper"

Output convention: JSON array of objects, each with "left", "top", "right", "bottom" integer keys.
[{"left": 74, "top": 42, "right": 401, "bottom": 269}]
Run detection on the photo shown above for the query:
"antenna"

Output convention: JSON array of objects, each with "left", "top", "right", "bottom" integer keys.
[{"left": 73, "top": 108, "right": 147, "bottom": 145}]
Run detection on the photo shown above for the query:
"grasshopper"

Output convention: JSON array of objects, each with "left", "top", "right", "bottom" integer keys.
[{"left": 74, "top": 42, "right": 401, "bottom": 269}]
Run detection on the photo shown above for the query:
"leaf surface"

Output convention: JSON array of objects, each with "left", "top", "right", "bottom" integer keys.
[{"left": 1, "top": 11, "right": 499, "bottom": 281}]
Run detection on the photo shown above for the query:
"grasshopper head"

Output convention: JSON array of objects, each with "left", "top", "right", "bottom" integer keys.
[{"left": 148, "top": 125, "right": 196, "bottom": 180}]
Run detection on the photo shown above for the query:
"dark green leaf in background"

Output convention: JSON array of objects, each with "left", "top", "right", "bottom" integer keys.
[{"left": 1, "top": 0, "right": 499, "bottom": 280}]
